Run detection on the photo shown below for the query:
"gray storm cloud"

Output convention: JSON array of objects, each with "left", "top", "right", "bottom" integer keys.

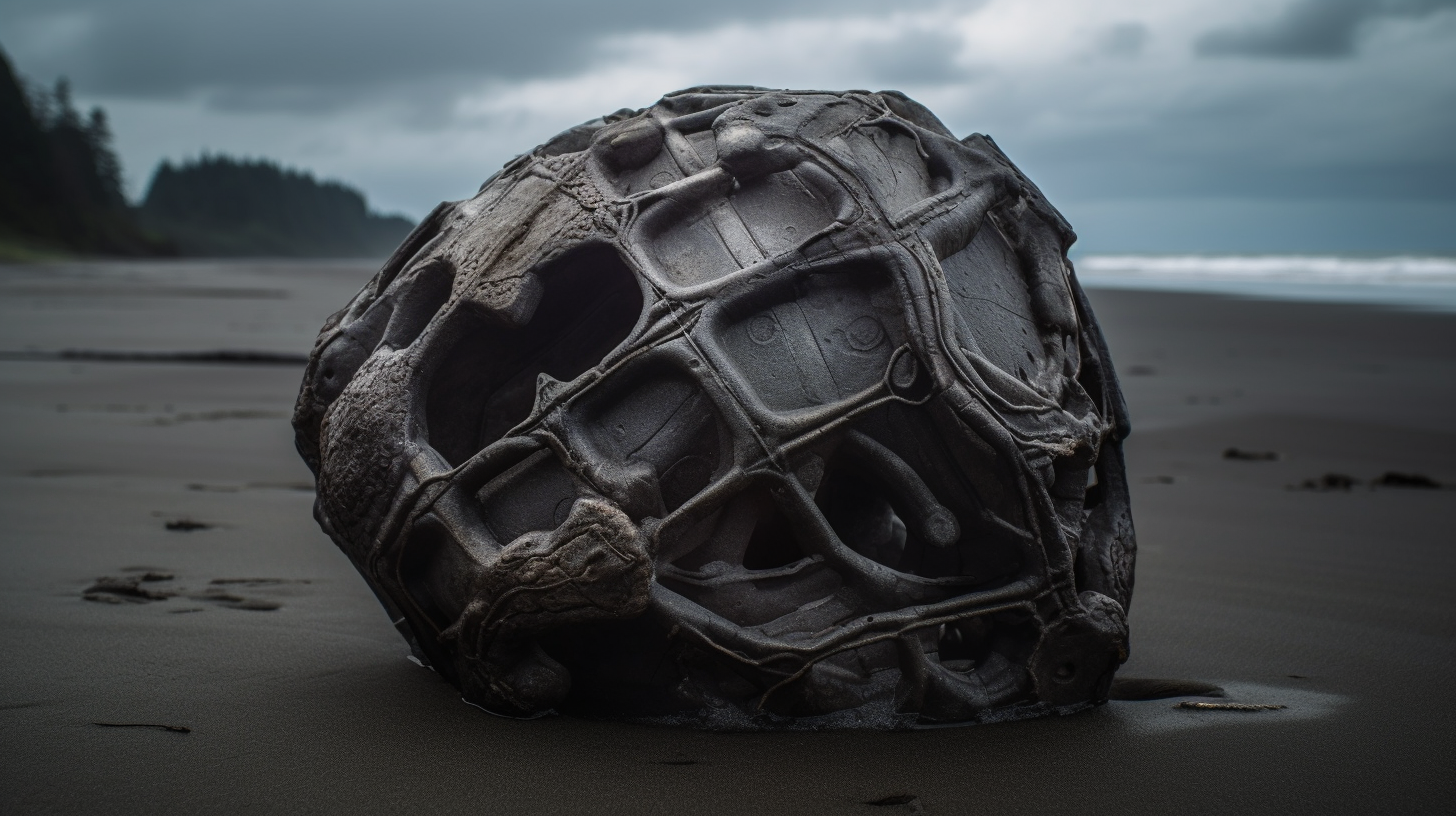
[
  {"left": 2, "top": 0, "right": 1452, "bottom": 252},
  {"left": 1198, "top": 0, "right": 1456, "bottom": 58},
  {"left": 1, "top": 0, "right": 947, "bottom": 99}
]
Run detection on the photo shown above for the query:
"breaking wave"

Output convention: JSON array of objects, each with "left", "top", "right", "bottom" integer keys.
[{"left": 1075, "top": 255, "right": 1456, "bottom": 286}]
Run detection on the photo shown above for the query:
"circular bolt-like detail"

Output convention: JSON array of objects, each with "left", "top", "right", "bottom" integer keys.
[
  {"left": 847, "top": 316, "right": 885, "bottom": 351},
  {"left": 922, "top": 507, "right": 960, "bottom": 548},
  {"left": 748, "top": 314, "right": 778, "bottom": 344}
]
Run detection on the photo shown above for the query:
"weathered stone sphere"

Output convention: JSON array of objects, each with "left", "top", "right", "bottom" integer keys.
[{"left": 293, "top": 87, "right": 1135, "bottom": 728}]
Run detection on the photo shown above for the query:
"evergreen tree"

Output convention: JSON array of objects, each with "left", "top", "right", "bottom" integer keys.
[
  {"left": 0, "top": 46, "right": 164, "bottom": 257},
  {"left": 2, "top": 43, "right": 411, "bottom": 259},
  {"left": 86, "top": 108, "right": 126, "bottom": 210}
]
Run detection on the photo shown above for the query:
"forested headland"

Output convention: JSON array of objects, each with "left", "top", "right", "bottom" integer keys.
[
  {"left": 1, "top": 46, "right": 415, "bottom": 261},
  {"left": 138, "top": 157, "right": 415, "bottom": 258}
]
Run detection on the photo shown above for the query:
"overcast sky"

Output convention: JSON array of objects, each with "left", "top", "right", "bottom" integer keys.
[{"left": 4, "top": 0, "right": 1453, "bottom": 253}]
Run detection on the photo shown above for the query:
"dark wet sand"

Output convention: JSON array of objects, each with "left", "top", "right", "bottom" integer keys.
[{"left": 2, "top": 262, "right": 1453, "bottom": 814}]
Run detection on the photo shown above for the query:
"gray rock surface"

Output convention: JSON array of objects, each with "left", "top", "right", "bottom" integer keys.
[{"left": 293, "top": 88, "right": 1135, "bottom": 725}]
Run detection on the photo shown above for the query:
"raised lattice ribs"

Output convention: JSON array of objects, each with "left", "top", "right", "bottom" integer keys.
[{"left": 293, "top": 88, "right": 1136, "bottom": 727}]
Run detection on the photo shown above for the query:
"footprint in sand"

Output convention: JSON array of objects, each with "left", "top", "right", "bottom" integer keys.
[{"left": 81, "top": 569, "right": 308, "bottom": 611}]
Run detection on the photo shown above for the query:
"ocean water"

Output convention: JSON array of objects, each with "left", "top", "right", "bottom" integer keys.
[{"left": 1073, "top": 255, "right": 1456, "bottom": 312}]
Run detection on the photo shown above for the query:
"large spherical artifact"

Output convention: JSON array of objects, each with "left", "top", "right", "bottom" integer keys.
[{"left": 293, "top": 87, "right": 1136, "bottom": 727}]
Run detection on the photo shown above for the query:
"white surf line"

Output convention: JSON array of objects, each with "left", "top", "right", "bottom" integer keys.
[{"left": 1075, "top": 255, "right": 1456, "bottom": 286}]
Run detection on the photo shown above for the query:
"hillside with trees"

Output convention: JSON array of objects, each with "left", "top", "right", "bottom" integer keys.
[
  {"left": 0, "top": 49, "right": 167, "bottom": 259},
  {"left": 138, "top": 156, "right": 415, "bottom": 258},
  {"left": 1, "top": 44, "right": 414, "bottom": 260}
]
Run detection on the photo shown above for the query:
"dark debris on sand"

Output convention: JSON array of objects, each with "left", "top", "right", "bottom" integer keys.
[
  {"left": 864, "top": 794, "right": 922, "bottom": 811},
  {"left": 93, "top": 721, "right": 191, "bottom": 734},
  {"left": 208, "top": 577, "right": 311, "bottom": 586},
  {"left": 1293, "top": 473, "right": 1358, "bottom": 491},
  {"left": 1372, "top": 471, "right": 1444, "bottom": 489},
  {"left": 193, "top": 588, "right": 281, "bottom": 611},
  {"left": 1174, "top": 701, "right": 1286, "bottom": 712},
  {"left": 164, "top": 518, "right": 211, "bottom": 531},
  {"left": 121, "top": 569, "right": 176, "bottom": 582},
  {"left": 81, "top": 571, "right": 287, "bottom": 610},
  {"left": 0, "top": 349, "right": 308, "bottom": 366},
  {"left": 1224, "top": 447, "right": 1280, "bottom": 461},
  {"left": 1290, "top": 471, "right": 1447, "bottom": 491},
  {"left": 82, "top": 576, "right": 175, "bottom": 604}
]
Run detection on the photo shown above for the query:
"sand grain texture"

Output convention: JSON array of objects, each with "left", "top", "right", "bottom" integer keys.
[{"left": 1, "top": 262, "right": 1453, "bottom": 813}]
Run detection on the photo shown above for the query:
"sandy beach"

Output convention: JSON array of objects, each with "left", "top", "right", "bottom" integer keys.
[{"left": 2, "top": 260, "right": 1453, "bottom": 814}]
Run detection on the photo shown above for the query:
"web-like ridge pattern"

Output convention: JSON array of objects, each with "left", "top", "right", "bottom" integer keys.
[{"left": 293, "top": 88, "right": 1136, "bottom": 728}]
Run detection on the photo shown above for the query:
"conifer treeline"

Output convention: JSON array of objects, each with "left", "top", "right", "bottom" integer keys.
[
  {"left": 1, "top": 46, "right": 415, "bottom": 260},
  {"left": 0, "top": 49, "right": 164, "bottom": 257},
  {"left": 139, "top": 156, "right": 414, "bottom": 258}
]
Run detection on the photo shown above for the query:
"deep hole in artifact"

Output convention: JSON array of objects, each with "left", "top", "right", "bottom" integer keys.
[
  {"left": 937, "top": 617, "right": 993, "bottom": 667},
  {"left": 740, "top": 498, "right": 805, "bottom": 570},
  {"left": 425, "top": 244, "right": 643, "bottom": 466}
]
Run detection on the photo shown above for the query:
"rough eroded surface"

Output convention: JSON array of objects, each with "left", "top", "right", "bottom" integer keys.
[{"left": 293, "top": 88, "right": 1136, "bottom": 727}]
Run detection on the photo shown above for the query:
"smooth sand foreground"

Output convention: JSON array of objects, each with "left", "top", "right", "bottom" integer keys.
[{"left": 1, "top": 261, "right": 1453, "bottom": 814}]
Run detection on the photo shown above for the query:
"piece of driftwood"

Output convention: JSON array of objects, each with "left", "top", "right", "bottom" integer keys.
[{"left": 294, "top": 88, "right": 1136, "bottom": 727}]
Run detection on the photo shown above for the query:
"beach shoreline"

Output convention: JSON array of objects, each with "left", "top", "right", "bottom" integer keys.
[{"left": 2, "top": 262, "right": 1453, "bottom": 813}]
